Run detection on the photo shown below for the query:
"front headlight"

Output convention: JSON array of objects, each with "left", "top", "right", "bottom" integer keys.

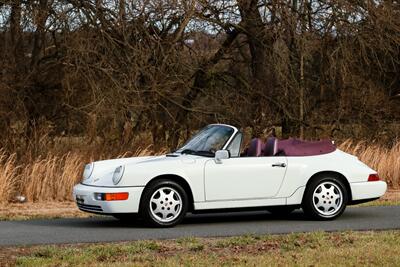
[
  {"left": 83, "top": 163, "right": 94, "bottom": 180},
  {"left": 112, "top": 165, "right": 125, "bottom": 185}
]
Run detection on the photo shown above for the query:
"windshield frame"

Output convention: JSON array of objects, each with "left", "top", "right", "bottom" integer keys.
[{"left": 175, "top": 124, "right": 238, "bottom": 156}]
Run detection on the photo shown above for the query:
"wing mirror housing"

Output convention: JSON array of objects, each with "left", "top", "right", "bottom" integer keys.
[{"left": 215, "top": 150, "right": 230, "bottom": 164}]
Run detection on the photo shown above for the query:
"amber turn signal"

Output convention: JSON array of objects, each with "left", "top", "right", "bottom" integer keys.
[
  {"left": 105, "top": 192, "right": 129, "bottom": 201},
  {"left": 94, "top": 192, "right": 129, "bottom": 201}
]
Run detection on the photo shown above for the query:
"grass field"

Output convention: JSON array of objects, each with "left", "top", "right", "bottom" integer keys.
[{"left": 3, "top": 231, "right": 399, "bottom": 266}]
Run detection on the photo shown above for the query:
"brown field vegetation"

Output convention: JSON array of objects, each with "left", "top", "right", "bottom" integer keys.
[
  {"left": 339, "top": 140, "right": 400, "bottom": 189},
  {"left": 0, "top": 146, "right": 160, "bottom": 203},
  {"left": 0, "top": 139, "right": 398, "bottom": 203},
  {"left": 1, "top": 1, "right": 400, "bottom": 203}
]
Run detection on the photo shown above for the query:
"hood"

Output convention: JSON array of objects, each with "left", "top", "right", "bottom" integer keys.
[
  {"left": 82, "top": 155, "right": 160, "bottom": 185},
  {"left": 81, "top": 154, "right": 200, "bottom": 187}
]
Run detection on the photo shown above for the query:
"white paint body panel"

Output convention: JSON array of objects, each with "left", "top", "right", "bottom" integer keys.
[
  {"left": 204, "top": 157, "right": 287, "bottom": 200},
  {"left": 73, "top": 183, "right": 144, "bottom": 213},
  {"left": 350, "top": 181, "right": 387, "bottom": 200},
  {"left": 73, "top": 125, "right": 387, "bottom": 215}
]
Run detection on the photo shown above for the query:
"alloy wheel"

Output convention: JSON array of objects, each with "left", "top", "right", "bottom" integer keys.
[
  {"left": 312, "top": 181, "right": 343, "bottom": 217},
  {"left": 149, "top": 187, "right": 183, "bottom": 223}
]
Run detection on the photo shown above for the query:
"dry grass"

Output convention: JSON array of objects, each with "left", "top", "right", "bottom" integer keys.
[
  {"left": 0, "top": 202, "right": 91, "bottom": 221},
  {"left": 0, "top": 146, "right": 161, "bottom": 203},
  {"left": 0, "top": 151, "right": 19, "bottom": 204},
  {"left": 339, "top": 140, "right": 400, "bottom": 189},
  {"left": 0, "top": 139, "right": 398, "bottom": 204},
  {"left": 22, "top": 153, "right": 83, "bottom": 202}
]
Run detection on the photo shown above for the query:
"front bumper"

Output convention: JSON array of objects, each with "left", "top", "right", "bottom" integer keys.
[
  {"left": 73, "top": 183, "right": 144, "bottom": 214},
  {"left": 350, "top": 181, "right": 387, "bottom": 201}
]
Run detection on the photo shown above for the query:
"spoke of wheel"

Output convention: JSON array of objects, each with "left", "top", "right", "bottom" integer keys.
[
  {"left": 332, "top": 194, "right": 340, "bottom": 201},
  {"left": 329, "top": 186, "right": 336, "bottom": 196},
  {"left": 316, "top": 185, "right": 323, "bottom": 193},
  {"left": 159, "top": 189, "right": 167, "bottom": 200},
  {"left": 167, "top": 190, "right": 175, "bottom": 199},
  {"left": 153, "top": 205, "right": 161, "bottom": 214},
  {"left": 159, "top": 211, "right": 166, "bottom": 219},
  {"left": 319, "top": 204, "right": 326, "bottom": 212},
  {"left": 172, "top": 202, "right": 180, "bottom": 211},
  {"left": 322, "top": 187, "right": 329, "bottom": 195},
  {"left": 314, "top": 190, "right": 322, "bottom": 197}
]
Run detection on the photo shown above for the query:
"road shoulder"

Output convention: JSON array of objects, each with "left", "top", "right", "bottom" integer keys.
[{"left": 0, "top": 190, "right": 399, "bottom": 221}]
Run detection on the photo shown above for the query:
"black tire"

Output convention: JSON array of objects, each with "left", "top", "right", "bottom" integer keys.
[
  {"left": 140, "top": 179, "right": 188, "bottom": 227},
  {"left": 302, "top": 174, "right": 348, "bottom": 220},
  {"left": 266, "top": 206, "right": 296, "bottom": 216}
]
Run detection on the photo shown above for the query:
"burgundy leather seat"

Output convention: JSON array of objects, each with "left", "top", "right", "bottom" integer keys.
[
  {"left": 277, "top": 138, "right": 335, "bottom": 156},
  {"left": 247, "top": 138, "right": 264, "bottom": 157},
  {"left": 264, "top": 137, "right": 278, "bottom": 156}
]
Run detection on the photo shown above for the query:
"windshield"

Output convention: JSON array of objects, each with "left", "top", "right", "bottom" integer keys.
[{"left": 176, "top": 125, "right": 235, "bottom": 156}]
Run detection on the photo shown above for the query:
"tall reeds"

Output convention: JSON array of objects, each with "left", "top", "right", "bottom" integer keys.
[
  {"left": 0, "top": 151, "right": 19, "bottom": 203},
  {"left": 0, "top": 146, "right": 160, "bottom": 203},
  {"left": 339, "top": 140, "right": 400, "bottom": 189}
]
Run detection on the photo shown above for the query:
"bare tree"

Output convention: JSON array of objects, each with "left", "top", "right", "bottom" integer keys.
[{"left": 1, "top": 0, "right": 400, "bottom": 154}]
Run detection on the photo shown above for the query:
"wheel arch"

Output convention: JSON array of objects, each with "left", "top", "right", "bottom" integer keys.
[
  {"left": 141, "top": 174, "right": 195, "bottom": 212},
  {"left": 303, "top": 171, "right": 352, "bottom": 203}
]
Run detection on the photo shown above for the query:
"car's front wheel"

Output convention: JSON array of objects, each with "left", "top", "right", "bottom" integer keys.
[
  {"left": 140, "top": 179, "right": 188, "bottom": 227},
  {"left": 302, "top": 175, "right": 348, "bottom": 220}
]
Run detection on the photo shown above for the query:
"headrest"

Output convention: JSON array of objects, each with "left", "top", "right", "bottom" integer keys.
[
  {"left": 247, "top": 138, "right": 264, "bottom": 157},
  {"left": 264, "top": 137, "right": 278, "bottom": 156}
]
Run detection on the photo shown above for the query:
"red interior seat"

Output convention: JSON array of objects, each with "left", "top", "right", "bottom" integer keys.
[
  {"left": 264, "top": 137, "right": 278, "bottom": 156},
  {"left": 246, "top": 138, "right": 264, "bottom": 157}
]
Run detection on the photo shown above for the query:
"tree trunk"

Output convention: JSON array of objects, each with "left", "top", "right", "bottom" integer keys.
[
  {"left": 237, "top": 0, "right": 268, "bottom": 132},
  {"left": 237, "top": 0, "right": 266, "bottom": 82},
  {"left": 31, "top": 0, "right": 48, "bottom": 69},
  {"left": 118, "top": 0, "right": 126, "bottom": 27},
  {"left": 95, "top": 0, "right": 106, "bottom": 27},
  {"left": 10, "top": 0, "right": 23, "bottom": 79}
]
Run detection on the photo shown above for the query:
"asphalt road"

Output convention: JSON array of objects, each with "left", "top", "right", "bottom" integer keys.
[{"left": 0, "top": 206, "right": 399, "bottom": 246}]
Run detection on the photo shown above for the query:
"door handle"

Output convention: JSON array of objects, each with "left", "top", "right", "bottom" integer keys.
[{"left": 272, "top": 163, "right": 286, "bottom": 167}]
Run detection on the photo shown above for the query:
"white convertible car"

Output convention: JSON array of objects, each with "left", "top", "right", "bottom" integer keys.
[{"left": 73, "top": 124, "right": 387, "bottom": 227}]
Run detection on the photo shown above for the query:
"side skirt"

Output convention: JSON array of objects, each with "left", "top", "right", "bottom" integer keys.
[
  {"left": 194, "top": 187, "right": 306, "bottom": 211},
  {"left": 191, "top": 205, "right": 301, "bottom": 214}
]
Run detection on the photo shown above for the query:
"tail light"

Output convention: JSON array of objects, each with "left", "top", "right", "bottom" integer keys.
[{"left": 368, "top": 174, "right": 380, "bottom": 182}]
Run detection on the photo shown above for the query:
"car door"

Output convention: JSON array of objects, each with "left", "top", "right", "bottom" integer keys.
[{"left": 204, "top": 156, "right": 288, "bottom": 201}]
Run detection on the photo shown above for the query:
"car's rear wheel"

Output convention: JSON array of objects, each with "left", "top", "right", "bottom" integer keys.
[
  {"left": 302, "top": 175, "right": 348, "bottom": 220},
  {"left": 140, "top": 179, "right": 188, "bottom": 227}
]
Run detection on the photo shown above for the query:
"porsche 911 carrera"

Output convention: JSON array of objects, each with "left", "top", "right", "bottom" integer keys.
[{"left": 73, "top": 124, "right": 387, "bottom": 227}]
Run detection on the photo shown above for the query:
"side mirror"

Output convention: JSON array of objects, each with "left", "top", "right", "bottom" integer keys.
[{"left": 215, "top": 150, "right": 230, "bottom": 164}]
